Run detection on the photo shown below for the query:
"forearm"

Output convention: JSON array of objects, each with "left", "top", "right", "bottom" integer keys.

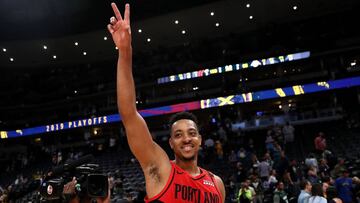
[{"left": 117, "top": 47, "right": 136, "bottom": 118}]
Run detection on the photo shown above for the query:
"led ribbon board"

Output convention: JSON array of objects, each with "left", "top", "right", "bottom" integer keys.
[
  {"left": 157, "top": 51, "right": 310, "bottom": 84},
  {"left": 1, "top": 76, "right": 359, "bottom": 139}
]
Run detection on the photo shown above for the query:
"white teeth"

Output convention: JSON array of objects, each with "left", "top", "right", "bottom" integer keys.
[{"left": 183, "top": 145, "right": 193, "bottom": 151}]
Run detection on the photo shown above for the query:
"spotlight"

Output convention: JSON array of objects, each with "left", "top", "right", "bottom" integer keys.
[
  {"left": 103, "top": 36, "right": 108, "bottom": 40},
  {"left": 210, "top": 12, "right": 214, "bottom": 16},
  {"left": 138, "top": 29, "right": 142, "bottom": 33},
  {"left": 175, "top": 20, "right": 179, "bottom": 24},
  {"left": 10, "top": 58, "right": 14, "bottom": 62},
  {"left": 181, "top": 30, "right": 186, "bottom": 34},
  {"left": 215, "top": 23, "right": 220, "bottom": 27},
  {"left": 43, "top": 45, "right": 47, "bottom": 50},
  {"left": 83, "top": 52, "right": 87, "bottom": 56},
  {"left": 74, "top": 42, "right": 79, "bottom": 46},
  {"left": 293, "top": 6, "right": 298, "bottom": 10},
  {"left": 2, "top": 48, "right": 6, "bottom": 52},
  {"left": 246, "top": 4, "right": 250, "bottom": 8},
  {"left": 147, "top": 38, "right": 151, "bottom": 42},
  {"left": 249, "top": 15, "right": 253, "bottom": 20},
  {"left": 53, "top": 55, "right": 57, "bottom": 59}
]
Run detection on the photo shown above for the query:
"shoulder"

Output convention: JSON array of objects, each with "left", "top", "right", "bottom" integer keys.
[{"left": 210, "top": 172, "right": 225, "bottom": 202}]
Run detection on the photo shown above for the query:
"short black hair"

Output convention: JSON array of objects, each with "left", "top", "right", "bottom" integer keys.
[
  {"left": 169, "top": 112, "right": 199, "bottom": 129},
  {"left": 300, "top": 179, "right": 310, "bottom": 190},
  {"left": 311, "top": 184, "right": 324, "bottom": 197}
]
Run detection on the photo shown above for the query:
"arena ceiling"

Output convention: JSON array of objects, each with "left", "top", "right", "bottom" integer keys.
[{"left": 0, "top": 0, "right": 359, "bottom": 68}]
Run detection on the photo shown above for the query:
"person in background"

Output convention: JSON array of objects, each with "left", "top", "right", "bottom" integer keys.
[
  {"left": 314, "top": 132, "right": 326, "bottom": 156},
  {"left": 335, "top": 169, "right": 353, "bottom": 203},
  {"left": 307, "top": 183, "right": 327, "bottom": 203},
  {"left": 298, "top": 180, "right": 312, "bottom": 203},
  {"left": 237, "top": 181, "right": 253, "bottom": 203},
  {"left": 273, "top": 181, "right": 289, "bottom": 203}
]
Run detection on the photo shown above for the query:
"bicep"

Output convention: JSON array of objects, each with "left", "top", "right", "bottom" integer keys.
[{"left": 122, "top": 112, "right": 170, "bottom": 169}]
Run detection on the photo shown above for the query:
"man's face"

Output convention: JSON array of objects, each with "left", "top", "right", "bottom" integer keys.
[
  {"left": 322, "top": 182, "right": 329, "bottom": 193},
  {"left": 278, "top": 182, "right": 284, "bottom": 190},
  {"left": 169, "top": 119, "right": 201, "bottom": 162},
  {"left": 306, "top": 181, "right": 313, "bottom": 192}
]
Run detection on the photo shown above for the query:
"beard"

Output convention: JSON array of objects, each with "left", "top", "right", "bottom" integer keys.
[
  {"left": 175, "top": 151, "right": 197, "bottom": 162},
  {"left": 179, "top": 155, "right": 196, "bottom": 162}
]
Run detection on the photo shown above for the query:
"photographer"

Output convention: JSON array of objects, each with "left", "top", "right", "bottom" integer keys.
[{"left": 62, "top": 177, "right": 110, "bottom": 203}]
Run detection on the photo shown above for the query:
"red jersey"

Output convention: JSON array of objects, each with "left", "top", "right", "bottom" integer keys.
[{"left": 145, "top": 162, "right": 223, "bottom": 203}]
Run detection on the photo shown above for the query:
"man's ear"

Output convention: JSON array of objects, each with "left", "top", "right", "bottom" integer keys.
[
  {"left": 169, "top": 137, "right": 174, "bottom": 149},
  {"left": 198, "top": 134, "right": 202, "bottom": 146}
]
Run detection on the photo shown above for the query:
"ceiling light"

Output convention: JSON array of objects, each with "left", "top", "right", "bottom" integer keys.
[
  {"left": 103, "top": 36, "right": 108, "bottom": 40},
  {"left": 10, "top": 58, "right": 14, "bottom": 62},
  {"left": 215, "top": 23, "right": 220, "bottom": 27},
  {"left": 74, "top": 90, "right": 78, "bottom": 94},
  {"left": 138, "top": 29, "right": 142, "bottom": 33},
  {"left": 147, "top": 38, "right": 151, "bottom": 42},
  {"left": 293, "top": 6, "right": 298, "bottom": 10},
  {"left": 53, "top": 55, "right": 57, "bottom": 59},
  {"left": 210, "top": 12, "right": 214, "bottom": 16},
  {"left": 74, "top": 42, "right": 79, "bottom": 46},
  {"left": 83, "top": 52, "right": 87, "bottom": 56},
  {"left": 246, "top": 4, "right": 250, "bottom": 8},
  {"left": 181, "top": 30, "right": 186, "bottom": 34},
  {"left": 2, "top": 48, "right": 6, "bottom": 52},
  {"left": 175, "top": 20, "right": 179, "bottom": 24},
  {"left": 249, "top": 15, "right": 253, "bottom": 20},
  {"left": 43, "top": 45, "right": 47, "bottom": 50}
]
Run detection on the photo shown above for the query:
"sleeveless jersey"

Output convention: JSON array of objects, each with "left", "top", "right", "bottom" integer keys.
[{"left": 145, "top": 162, "right": 222, "bottom": 203}]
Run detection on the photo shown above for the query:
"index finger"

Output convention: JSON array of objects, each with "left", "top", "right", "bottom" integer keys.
[
  {"left": 124, "top": 3, "right": 130, "bottom": 24},
  {"left": 111, "top": 3, "right": 123, "bottom": 21}
]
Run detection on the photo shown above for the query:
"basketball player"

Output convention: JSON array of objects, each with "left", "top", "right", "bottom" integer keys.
[{"left": 107, "top": 2, "right": 225, "bottom": 202}]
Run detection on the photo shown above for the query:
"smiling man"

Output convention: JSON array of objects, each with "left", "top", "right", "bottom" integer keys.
[{"left": 107, "top": 2, "right": 225, "bottom": 203}]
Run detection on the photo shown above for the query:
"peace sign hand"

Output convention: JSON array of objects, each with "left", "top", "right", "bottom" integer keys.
[{"left": 107, "top": 3, "right": 131, "bottom": 51}]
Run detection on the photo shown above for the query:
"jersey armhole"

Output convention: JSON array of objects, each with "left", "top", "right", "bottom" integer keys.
[
  {"left": 144, "top": 162, "right": 175, "bottom": 202},
  {"left": 209, "top": 172, "right": 223, "bottom": 203}
]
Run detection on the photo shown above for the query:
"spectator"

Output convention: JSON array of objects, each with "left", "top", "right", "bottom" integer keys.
[
  {"left": 273, "top": 181, "right": 289, "bottom": 203},
  {"left": 249, "top": 174, "right": 263, "bottom": 203},
  {"left": 229, "top": 150, "right": 238, "bottom": 165},
  {"left": 236, "top": 162, "right": 247, "bottom": 183},
  {"left": 277, "top": 151, "right": 290, "bottom": 178},
  {"left": 237, "top": 181, "right": 253, "bottom": 203},
  {"left": 319, "top": 159, "right": 330, "bottom": 179},
  {"left": 258, "top": 158, "right": 271, "bottom": 182},
  {"left": 289, "top": 159, "right": 302, "bottom": 183},
  {"left": 298, "top": 180, "right": 312, "bottom": 203},
  {"left": 215, "top": 140, "right": 224, "bottom": 160},
  {"left": 332, "top": 159, "right": 346, "bottom": 178},
  {"left": 335, "top": 169, "right": 353, "bottom": 203},
  {"left": 314, "top": 132, "right": 326, "bottom": 156},
  {"left": 268, "top": 170, "right": 278, "bottom": 189},
  {"left": 307, "top": 183, "right": 327, "bottom": 203},
  {"left": 305, "top": 154, "right": 319, "bottom": 171},
  {"left": 307, "top": 166, "right": 320, "bottom": 184},
  {"left": 283, "top": 122, "right": 295, "bottom": 154},
  {"left": 265, "top": 134, "right": 275, "bottom": 152}
]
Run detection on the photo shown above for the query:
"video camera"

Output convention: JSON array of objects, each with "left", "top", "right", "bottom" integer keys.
[{"left": 39, "top": 155, "right": 108, "bottom": 202}]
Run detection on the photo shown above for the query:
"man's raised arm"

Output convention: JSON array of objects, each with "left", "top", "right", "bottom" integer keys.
[{"left": 107, "top": 3, "right": 170, "bottom": 172}]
